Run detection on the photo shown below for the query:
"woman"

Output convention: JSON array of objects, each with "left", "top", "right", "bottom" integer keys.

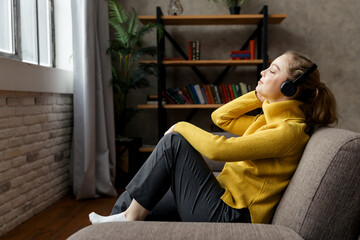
[{"left": 89, "top": 50, "right": 338, "bottom": 224}]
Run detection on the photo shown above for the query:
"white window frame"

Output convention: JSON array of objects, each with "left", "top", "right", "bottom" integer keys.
[
  {"left": 0, "top": 0, "right": 73, "bottom": 94},
  {"left": 0, "top": 0, "right": 55, "bottom": 67},
  {"left": 0, "top": 0, "right": 22, "bottom": 61}
]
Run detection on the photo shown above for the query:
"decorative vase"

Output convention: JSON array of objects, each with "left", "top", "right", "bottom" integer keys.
[
  {"left": 168, "top": 0, "right": 184, "bottom": 16},
  {"left": 229, "top": 6, "right": 241, "bottom": 14}
]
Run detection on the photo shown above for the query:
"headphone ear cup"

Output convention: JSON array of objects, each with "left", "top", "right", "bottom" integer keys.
[{"left": 281, "top": 81, "right": 297, "bottom": 97}]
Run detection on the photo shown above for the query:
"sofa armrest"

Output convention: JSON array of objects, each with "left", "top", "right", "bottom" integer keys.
[{"left": 68, "top": 222, "right": 304, "bottom": 240}]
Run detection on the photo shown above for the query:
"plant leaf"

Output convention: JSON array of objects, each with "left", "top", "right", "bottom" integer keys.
[
  {"left": 109, "top": 18, "right": 129, "bottom": 46},
  {"left": 107, "top": 0, "right": 128, "bottom": 24},
  {"left": 107, "top": 0, "right": 130, "bottom": 46},
  {"left": 131, "top": 23, "right": 159, "bottom": 49},
  {"left": 127, "top": 8, "right": 139, "bottom": 38}
]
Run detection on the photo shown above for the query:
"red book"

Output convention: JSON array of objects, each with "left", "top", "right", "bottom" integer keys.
[
  {"left": 162, "top": 91, "right": 175, "bottom": 104},
  {"left": 188, "top": 41, "right": 193, "bottom": 60},
  {"left": 182, "top": 87, "right": 194, "bottom": 104},
  {"left": 221, "top": 84, "right": 229, "bottom": 103},
  {"left": 206, "top": 85, "right": 215, "bottom": 104},
  {"left": 176, "top": 89, "right": 191, "bottom": 104},
  {"left": 230, "top": 50, "right": 251, "bottom": 54},
  {"left": 228, "top": 84, "right": 235, "bottom": 100},
  {"left": 249, "top": 40, "right": 256, "bottom": 59}
]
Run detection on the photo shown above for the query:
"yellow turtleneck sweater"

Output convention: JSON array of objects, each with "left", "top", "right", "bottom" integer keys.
[{"left": 174, "top": 91, "right": 309, "bottom": 223}]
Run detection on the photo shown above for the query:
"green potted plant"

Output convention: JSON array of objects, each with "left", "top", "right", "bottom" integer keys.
[
  {"left": 107, "top": 0, "right": 163, "bottom": 185},
  {"left": 107, "top": 0, "right": 162, "bottom": 137},
  {"left": 209, "top": 0, "right": 251, "bottom": 14}
]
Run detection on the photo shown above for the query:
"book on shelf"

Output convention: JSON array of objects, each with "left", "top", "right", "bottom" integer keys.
[
  {"left": 182, "top": 86, "right": 194, "bottom": 104},
  {"left": 157, "top": 83, "right": 253, "bottom": 105},
  {"left": 229, "top": 39, "right": 256, "bottom": 60},
  {"left": 167, "top": 88, "right": 186, "bottom": 104},
  {"left": 196, "top": 41, "right": 200, "bottom": 60},
  {"left": 147, "top": 95, "right": 166, "bottom": 105},
  {"left": 249, "top": 39, "right": 256, "bottom": 60},
  {"left": 188, "top": 41, "right": 201, "bottom": 61},
  {"left": 194, "top": 84, "right": 206, "bottom": 104},
  {"left": 176, "top": 88, "right": 191, "bottom": 104},
  {"left": 230, "top": 53, "right": 251, "bottom": 59},
  {"left": 185, "top": 85, "right": 197, "bottom": 104},
  {"left": 189, "top": 85, "right": 200, "bottom": 104}
]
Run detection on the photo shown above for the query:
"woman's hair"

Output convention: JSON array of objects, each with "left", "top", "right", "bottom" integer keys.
[{"left": 283, "top": 50, "right": 338, "bottom": 134}]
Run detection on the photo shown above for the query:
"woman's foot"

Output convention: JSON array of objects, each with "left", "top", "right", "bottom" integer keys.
[{"left": 89, "top": 212, "right": 127, "bottom": 224}]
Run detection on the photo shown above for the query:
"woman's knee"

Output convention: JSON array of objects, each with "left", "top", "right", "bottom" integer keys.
[
  {"left": 162, "top": 132, "right": 181, "bottom": 140},
  {"left": 161, "top": 132, "right": 187, "bottom": 144},
  {"left": 154, "top": 133, "right": 194, "bottom": 162}
]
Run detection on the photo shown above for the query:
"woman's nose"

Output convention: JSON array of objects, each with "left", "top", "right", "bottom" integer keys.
[{"left": 260, "top": 70, "right": 266, "bottom": 77}]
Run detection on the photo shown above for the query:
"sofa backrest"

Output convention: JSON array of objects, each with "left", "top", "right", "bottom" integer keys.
[{"left": 272, "top": 127, "right": 360, "bottom": 240}]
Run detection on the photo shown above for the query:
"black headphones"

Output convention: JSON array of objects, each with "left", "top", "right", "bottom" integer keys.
[{"left": 280, "top": 64, "right": 318, "bottom": 97}]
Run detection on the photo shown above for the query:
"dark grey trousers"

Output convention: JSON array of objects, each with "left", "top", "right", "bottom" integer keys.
[{"left": 111, "top": 133, "right": 251, "bottom": 223}]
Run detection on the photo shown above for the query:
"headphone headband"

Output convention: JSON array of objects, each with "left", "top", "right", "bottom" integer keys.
[
  {"left": 293, "top": 63, "right": 318, "bottom": 85},
  {"left": 280, "top": 63, "right": 318, "bottom": 97}
]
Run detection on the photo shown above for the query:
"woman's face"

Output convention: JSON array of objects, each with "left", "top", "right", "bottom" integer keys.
[{"left": 256, "top": 54, "right": 292, "bottom": 103}]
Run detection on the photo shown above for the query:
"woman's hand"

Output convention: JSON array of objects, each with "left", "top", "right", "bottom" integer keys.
[
  {"left": 256, "top": 91, "right": 266, "bottom": 103},
  {"left": 164, "top": 123, "right": 177, "bottom": 135}
]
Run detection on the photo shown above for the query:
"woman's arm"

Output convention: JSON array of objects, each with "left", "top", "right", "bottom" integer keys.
[
  {"left": 174, "top": 121, "right": 306, "bottom": 162},
  {"left": 211, "top": 91, "right": 263, "bottom": 136}
]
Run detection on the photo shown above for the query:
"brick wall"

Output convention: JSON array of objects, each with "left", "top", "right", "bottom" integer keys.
[{"left": 0, "top": 91, "right": 73, "bottom": 236}]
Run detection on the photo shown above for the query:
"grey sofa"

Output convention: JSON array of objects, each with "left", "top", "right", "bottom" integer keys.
[{"left": 69, "top": 127, "right": 360, "bottom": 240}]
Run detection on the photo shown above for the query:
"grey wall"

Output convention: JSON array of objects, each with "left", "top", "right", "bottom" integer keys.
[{"left": 121, "top": 0, "right": 360, "bottom": 144}]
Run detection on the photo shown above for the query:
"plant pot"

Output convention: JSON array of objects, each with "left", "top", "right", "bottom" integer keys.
[
  {"left": 115, "top": 136, "right": 142, "bottom": 187},
  {"left": 229, "top": 6, "right": 241, "bottom": 14}
]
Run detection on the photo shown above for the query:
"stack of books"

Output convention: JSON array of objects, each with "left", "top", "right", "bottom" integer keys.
[
  {"left": 230, "top": 39, "right": 256, "bottom": 60},
  {"left": 188, "top": 41, "right": 200, "bottom": 60},
  {"left": 147, "top": 95, "right": 166, "bottom": 105},
  {"left": 157, "top": 83, "right": 252, "bottom": 105}
]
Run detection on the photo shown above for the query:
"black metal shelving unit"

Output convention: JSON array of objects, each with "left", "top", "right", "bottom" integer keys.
[{"left": 138, "top": 6, "right": 286, "bottom": 141}]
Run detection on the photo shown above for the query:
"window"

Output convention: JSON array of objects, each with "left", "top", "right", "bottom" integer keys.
[
  {"left": 0, "top": 0, "right": 54, "bottom": 67},
  {"left": 0, "top": 0, "right": 16, "bottom": 55}
]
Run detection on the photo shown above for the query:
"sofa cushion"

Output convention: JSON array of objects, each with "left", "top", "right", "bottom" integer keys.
[
  {"left": 272, "top": 127, "right": 360, "bottom": 240},
  {"left": 68, "top": 221, "right": 303, "bottom": 240}
]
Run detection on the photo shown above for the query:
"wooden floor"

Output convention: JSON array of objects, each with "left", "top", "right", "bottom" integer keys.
[{"left": 0, "top": 194, "right": 118, "bottom": 240}]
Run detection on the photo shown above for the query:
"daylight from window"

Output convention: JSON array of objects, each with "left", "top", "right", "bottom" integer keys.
[
  {"left": 0, "top": 0, "right": 14, "bottom": 54},
  {"left": 20, "top": 0, "right": 52, "bottom": 66},
  {"left": 0, "top": 0, "right": 73, "bottom": 71}
]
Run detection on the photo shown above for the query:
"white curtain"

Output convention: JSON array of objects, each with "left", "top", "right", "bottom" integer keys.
[{"left": 70, "top": 0, "right": 117, "bottom": 199}]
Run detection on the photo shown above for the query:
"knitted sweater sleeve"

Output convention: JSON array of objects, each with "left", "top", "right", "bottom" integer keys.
[
  {"left": 174, "top": 120, "right": 300, "bottom": 162},
  {"left": 211, "top": 91, "right": 262, "bottom": 136}
]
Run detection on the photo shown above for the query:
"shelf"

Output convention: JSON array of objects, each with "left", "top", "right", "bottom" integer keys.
[
  {"left": 139, "top": 59, "right": 263, "bottom": 66},
  {"left": 138, "top": 104, "right": 223, "bottom": 109},
  {"left": 139, "top": 146, "right": 155, "bottom": 152},
  {"left": 138, "top": 14, "right": 286, "bottom": 25},
  {"left": 138, "top": 6, "right": 283, "bottom": 140}
]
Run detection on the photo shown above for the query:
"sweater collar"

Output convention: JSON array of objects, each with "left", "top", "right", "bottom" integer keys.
[{"left": 262, "top": 99, "right": 305, "bottom": 123}]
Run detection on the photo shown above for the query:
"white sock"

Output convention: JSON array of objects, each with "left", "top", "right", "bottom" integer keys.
[{"left": 89, "top": 212, "right": 127, "bottom": 224}]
